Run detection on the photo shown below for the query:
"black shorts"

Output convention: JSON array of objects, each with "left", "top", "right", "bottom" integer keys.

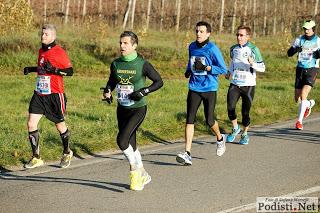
[
  {"left": 186, "top": 90, "right": 217, "bottom": 127},
  {"left": 295, "top": 67, "right": 318, "bottom": 89},
  {"left": 29, "top": 91, "right": 67, "bottom": 124}
]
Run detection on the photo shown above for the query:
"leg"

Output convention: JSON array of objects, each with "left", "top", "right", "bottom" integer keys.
[
  {"left": 27, "top": 113, "right": 42, "bottom": 158},
  {"left": 226, "top": 84, "right": 241, "bottom": 142}
]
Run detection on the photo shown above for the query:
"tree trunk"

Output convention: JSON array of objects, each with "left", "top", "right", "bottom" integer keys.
[
  {"left": 175, "top": 0, "right": 181, "bottom": 32},
  {"left": 243, "top": 0, "right": 248, "bottom": 25},
  {"left": 98, "top": 0, "right": 102, "bottom": 18},
  {"left": 263, "top": 0, "right": 268, "bottom": 36},
  {"left": 44, "top": 0, "right": 47, "bottom": 23},
  {"left": 77, "top": 0, "right": 81, "bottom": 25},
  {"left": 64, "top": 0, "right": 70, "bottom": 24},
  {"left": 273, "top": 0, "right": 277, "bottom": 35},
  {"left": 82, "top": 0, "right": 87, "bottom": 19},
  {"left": 130, "top": 0, "right": 136, "bottom": 29},
  {"left": 188, "top": 0, "right": 192, "bottom": 30},
  {"left": 123, "top": 0, "right": 132, "bottom": 29},
  {"left": 199, "top": 0, "right": 203, "bottom": 21},
  {"left": 315, "top": 0, "right": 319, "bottom": 17},
  {"left": 146, "top": 0, "right": 152, "bottom": 30},
  {"left": 231, "top": 0, "right": 237, "bottom": 34},
  {"left": 160, "top": 0, "right": 165, "bottom": 32},
  {"left": 219, "top": 0, "right": 225, "bottom": 33},
  {"left": 61, "top": 0, "right": 65, "bottom": 13},
  {"left": 252, "top": 0, "right": 256, "bottom": 37},
  {"left": 281, "top": 1, "right": 285, "bottom": 32},
  {"left": 115, "top": 0, "right": 119, "bottom": 26}
]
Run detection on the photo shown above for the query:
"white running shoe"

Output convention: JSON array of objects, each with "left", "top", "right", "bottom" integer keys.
[
  {"left": 216, "top": 134, "right": 226, "bottom": 157},
  {"left": 304, "top": 99, "right": 315, "bottom": 118},
  {"left": 176, "top": 152, "right": 192, "bottom": 165}
]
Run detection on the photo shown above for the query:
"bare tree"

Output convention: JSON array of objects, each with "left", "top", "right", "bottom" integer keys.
[
  {"left": 82, "top": 0, "right": 87, "bottom": 19},
  {"left": 187, "top": 0, "right": 192, "bottom": 30},
  {"left": 130, "top": 0, "right": 136, "bottom": 29},
  {"left": 252, "top": 0, "right": 256, "bottom": 37},
  {"left": 61, "top": 0, "right": 65, "bottom": 13},
  {"left": 160, "top": 0, "right": 165, "bottom": 32},
  {"left": 43, "top": 0, "right": 47, "bottom": 23},
  {"left": 273, "top": 0, "right": 277, "bottom": 35},
  {"left": 231, "top": 0, "right": 238, "bottom": 34},
  {"left": 98, "top": 0, "right": 103, "bottom": 17},
  {"left": 64, "top": 0, "right": 70, "bottom": 24},
  {"left": 315, "top": 0, "right": 319, "bottom": 17},
  {"left": 175, "top": 0, "right": 181, "bottom": 32},
  {"left": 115, "top": 0, "right": 119, "bottom": 26},
  {"left": 123, "top": 0, "right": 132, "bottom": 29},
  {"left": 199, "top": 0, "right": 203, "bottom": 21},
  {"left": 219, "top": 0, "right": 225, "bottom": 33},
  {"left": 146, "top": 0, "right": 152, "bottom": 30},
  {"left": 243, "top": 0, "right": 248, "bottom": 25},
  {"left": 263, "top": 0, "right": 268, "bottom": 36},
  {"left": 281, "top": 1, "right": 285, "bottom": 32}
]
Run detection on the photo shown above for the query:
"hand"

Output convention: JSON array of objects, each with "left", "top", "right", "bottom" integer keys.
[
  {"left": 225, "top": 72, "right": 230, "bottom": 80},
  {"left": 194, "top": 58, "right": 207, "bottom": 71},
  {"left": 43, "top": 61, "right": 59, "bottom": 74},
  {"left": 102, "top": 88, "right": 113, "bottom": 104},
  {"left": 129, "top": 88, "right": 149, "bottom": 101},
  {"left": 313, "top": 49, "right": 320, "bottom": 59},
  {"left": 24, "top": 67, "right": 30, "bottom": 75},
  {"left": 185, "top": 70, "right": 192, "bottom": 78},
  {"left": 248, "top": 56, "right": 255, "bottom": 65},
  {"left": 296, "top": 46, "right": 303, "bottom": 52}
]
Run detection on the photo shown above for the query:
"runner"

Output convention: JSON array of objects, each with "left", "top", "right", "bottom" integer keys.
[
  {"left": 225, "top": 26, "right": 265, "bottom": 145},
  {"left": 176, "top": 21, "right": 228, "bottom": 166},
  {"left": 287, "top": 20, "right": 319, "bottom": 130},
  {"left": 23, "top": 24, "right": 74, "bottom": 169},
  {"left": 103, "top": 31, "right": 163, "bottom": 191}
]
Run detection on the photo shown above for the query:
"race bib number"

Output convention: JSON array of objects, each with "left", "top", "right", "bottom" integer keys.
[
  {"left": 232, "top": 69, "right": 247, "bottom": 84},
  {"left": 191, "top": 56, "right": 207, "bottom": 75},
  {"left": 116, "top": 84, "right": 134, "bottom": 106},
  {"left": 36, "top": 76, "right": 51, "bottom": 94},
  {"left": 298, "top": 50, "right": 313, "bottom": 63}
]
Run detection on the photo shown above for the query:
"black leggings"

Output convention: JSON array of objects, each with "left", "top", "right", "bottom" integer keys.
[
  {"left": 186, "top": 90, "right": 217, "bottom": 127},
  {"left": 227, "top": 84, "right": 255, "bottom": 127},
  {"left": 116, "top": 106, "right": 147, "bottom": 151}
]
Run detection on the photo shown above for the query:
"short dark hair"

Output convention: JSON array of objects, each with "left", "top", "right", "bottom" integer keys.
[
  {"left": 196, "top": 21, "right": 211, "bottom": 33},
  {"left": 237, "top": 26, "right": 251, "bottom": 36},
  {"left": 120, "top": 31, "right": 138, "bottom": 45}
]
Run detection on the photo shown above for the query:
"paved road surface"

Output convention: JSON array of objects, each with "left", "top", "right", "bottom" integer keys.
[{"left": 1, "top": 115, "right": 319, "bottom": 213}]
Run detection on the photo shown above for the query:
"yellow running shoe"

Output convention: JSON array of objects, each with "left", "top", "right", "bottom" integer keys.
[
  {"left": 130, "top": 170, "right": 143, "bottom": 191},
  {"left": 24, "top": 157, "right": 44, "bottom": 169}
]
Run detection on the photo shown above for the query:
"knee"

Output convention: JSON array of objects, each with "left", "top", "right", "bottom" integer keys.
[{"left": 27, "top": 120, "right": 37, "bottom": 131}]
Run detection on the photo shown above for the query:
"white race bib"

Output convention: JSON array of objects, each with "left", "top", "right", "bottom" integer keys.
[
  {"left": 36, "top": 76, "right": 51, "bottom": 94},
  {"left": 116, "top": 84, "right": 134, "bottom": 106},
  {"left": 298, "top": 49, "right": 313, "bottom": 63},
  {"left": 232, "top": 69, "right": 247, "bottom": 84},
  {"left": 191, "top": 56, "right": 208, "bottom": 75}
]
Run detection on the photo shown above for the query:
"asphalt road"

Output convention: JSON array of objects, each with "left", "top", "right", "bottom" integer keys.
[{"left": 1, "top": 114, "right": 319, "bottom": 213}]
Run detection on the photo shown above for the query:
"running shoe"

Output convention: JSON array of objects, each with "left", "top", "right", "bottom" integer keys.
[
  {"left": 226, "top": 125, "right": 241, "bottom": 142},
  {"left": 304, "top": 99, "right": 315, "bottom": 118},
  {"left": 130, "top": 170, "right": 143, "bottom": 191},
  {"left": 24, "top": 157, "right": 44, "bottom": 169},
  {"left": 295, "top": 121, "right": 303, "bottom": 130},
  {"left": 216, "top": 134, "right": 226, "bottom": 156},
  {"left": 60, "top": 150, "right": 73, "bottom": 168},
  {"left": 176, "top": 152, "right": 192, "bottom": 165},
  {"left": 239, "top": 134, "right": 249, "bottom": 145},
  {"left": 141, "top": 171, "right": 152, "bottom": 187}
]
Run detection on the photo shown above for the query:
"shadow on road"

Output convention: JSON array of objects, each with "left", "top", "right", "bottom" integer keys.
[{"left": 0, "top": 173, "right": 127, "bottom": 193}]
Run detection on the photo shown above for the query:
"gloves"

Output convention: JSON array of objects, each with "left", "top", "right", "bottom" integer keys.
[
  {"left": 104, "top": 95, "right": 113, "bottom": 104},
  {"left": 24, "top": 67, "right": 31, "bottom": 75},
  {"left": 129, "top": 88, "right": 149, "bottom": 101},
  {"left": 314, "top": 49, "right": 320, "bottom": 59},
  {"left": 102, "top": 87, "right": 113, "bottom": 104},
  {"left": 295, "top": 46, "right": 303, "bottom": 53},
  {"left": 194, "top": 58, "right": 207, "bottom": 71},
  {"left": 43, "top": 61, "right": 59, "bottom": 74},
  {"left": 185, "top": 70, "right": 192, "bottom": 78}
]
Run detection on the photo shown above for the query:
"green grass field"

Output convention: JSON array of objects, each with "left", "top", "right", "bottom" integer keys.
[{"left": 0, "top": 28, "right": 319, "bottom": 168}]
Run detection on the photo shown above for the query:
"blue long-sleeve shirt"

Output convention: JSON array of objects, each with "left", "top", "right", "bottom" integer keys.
[{"left": 186, "top": 41, "right": 227, "bottom": 92}]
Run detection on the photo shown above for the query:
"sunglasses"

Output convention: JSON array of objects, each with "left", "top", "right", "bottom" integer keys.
[{"left": 236, "top": 33, "right": 247, "bottom": 37}]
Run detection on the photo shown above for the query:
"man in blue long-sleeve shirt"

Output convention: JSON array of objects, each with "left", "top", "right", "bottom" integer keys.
[{"left": 176, "top": 21, "right": 228, "bottom": 166}]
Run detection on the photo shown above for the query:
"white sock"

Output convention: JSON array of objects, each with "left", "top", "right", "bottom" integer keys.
[
  {"left": 298, "top": 100, "right": 311, "bottom": 122},
  {"left": 123, "top": 145, "right": 136, "bottom": 166},
  {"left": 134, "top": 149, "right": 144, "bottom": 169}
]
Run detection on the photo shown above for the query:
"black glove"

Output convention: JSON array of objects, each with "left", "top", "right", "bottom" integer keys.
[
  {"left": 185, "top": 70, "right": 192, "bottom": 78},
  {"left": 101, "top": 87, "right": 113, "bottom": 104},
  {"left": 314, "top": 49, "right": 320, "bottom": 59},
  {"left": 194, "top": 58, "right": 207, "bottom": 71},
  {"left": 129, "top": 88, "right": 149, "bottom": 101},
  {"left": 24, "top": 67, "right": 31, "bottom": 75},
  {"left": 104, "top": 95, "right": 113, "bottom": 104},
  {"left": 43, "top": 61, "right": 59, "bottom": 74},
  {"left": 296, "top": 46, "right": 303, "bottom": 53}
]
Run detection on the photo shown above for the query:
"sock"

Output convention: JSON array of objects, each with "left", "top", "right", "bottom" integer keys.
[
  {"left": 233, "top": 124, "right": 239, "bottom": 130},
  {"left": 186, "top": 151, "right": 191, "bottom": 156},
  {"left": 217, "top": 136, "right": 223, "bottom": 142},
  {"left": 123, "top": 145, "right": 136, "bottom": 169},
  {"left": 29, "top": 130, "right": 40, "bottom": 158},
  {"left": 60, "top": 129, "right": 71, "bottom": 154},
  {"left": 298, "top": 100, "right": 311, "bottom": 122},
  {"left": 134, "top": 149, "right": 143, "bottom": 169}
]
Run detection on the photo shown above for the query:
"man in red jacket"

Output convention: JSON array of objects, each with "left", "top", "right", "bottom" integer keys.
[{"left": 23, "top": 24, "right": 74, "bottom": 169}]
